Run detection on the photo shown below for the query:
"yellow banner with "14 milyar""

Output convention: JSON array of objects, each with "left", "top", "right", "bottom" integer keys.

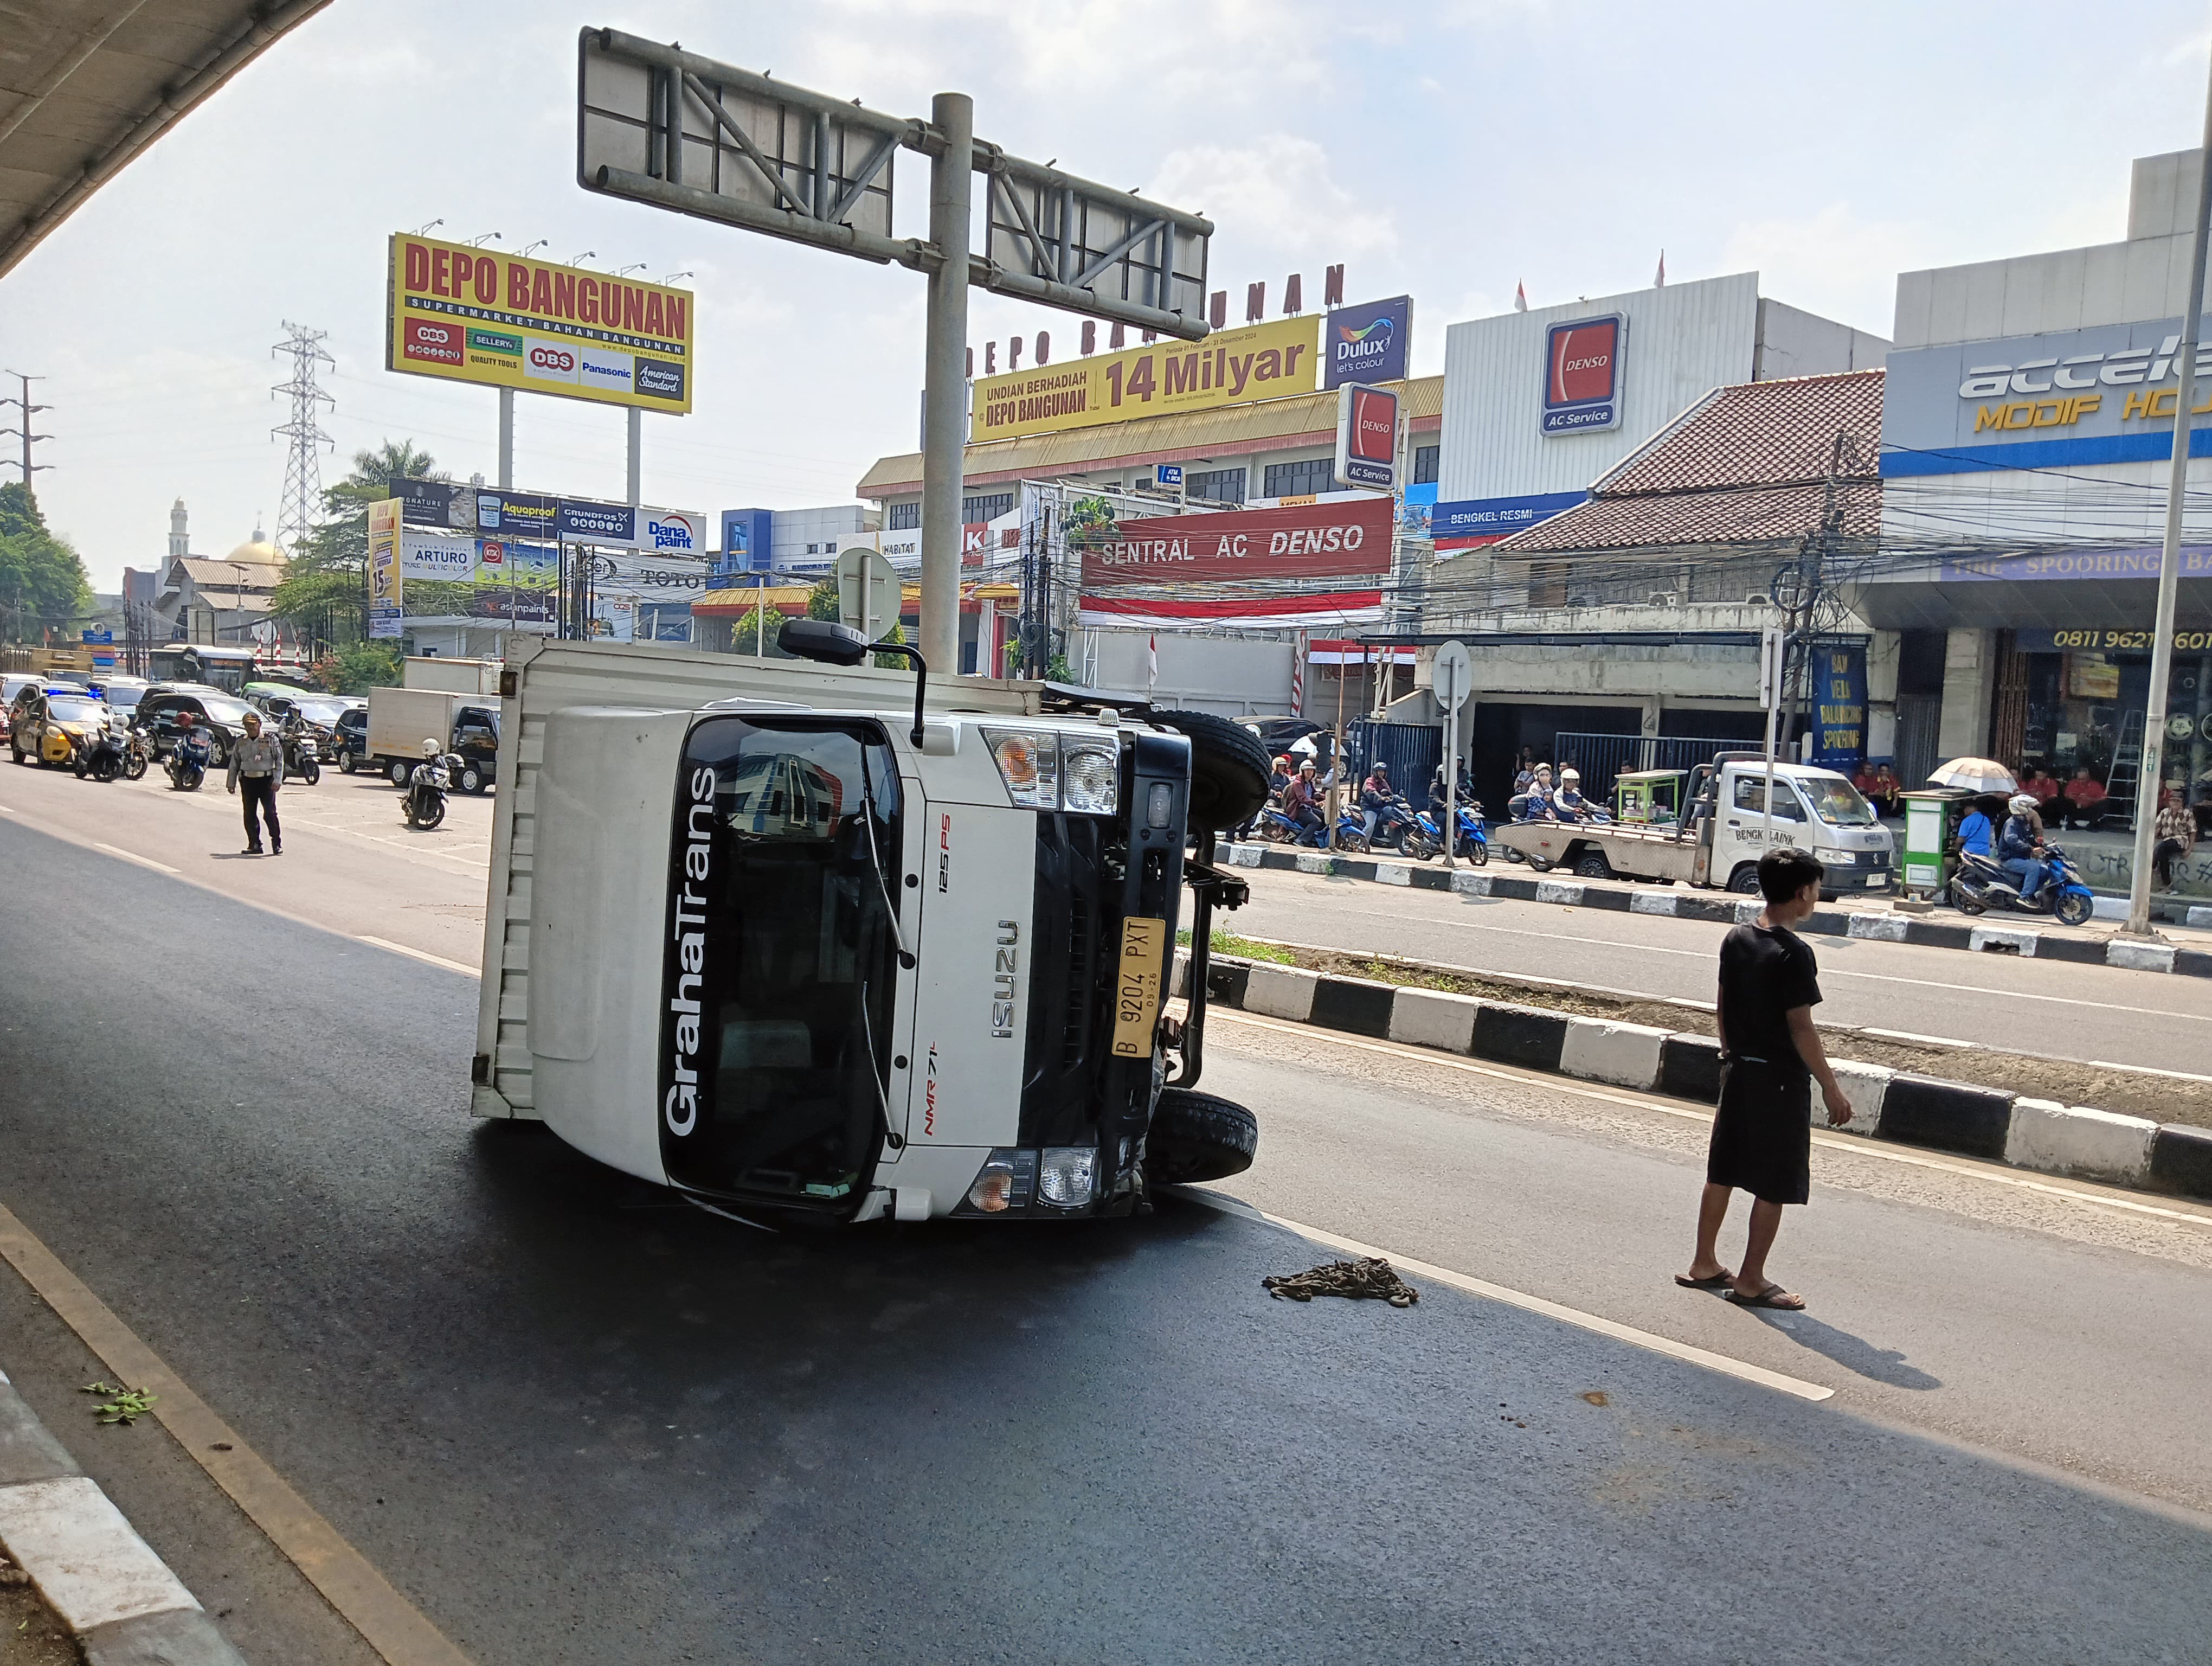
[{"left": 969, "top": 315, "right": 1319, "bottom": 443}]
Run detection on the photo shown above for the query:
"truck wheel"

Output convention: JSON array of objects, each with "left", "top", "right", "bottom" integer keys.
[
  {"left": 389, "top": 758, "right": 413, "bottom": 787},
  {"left": 1727, "top": 863, "right": 1762, "bottom": 894},
  {"left": 1148, "top": 709, "right": 1271, "bottom": 832},
  {"left": 1147, "top": 1089, "right": 1258, "bottom": 1184},
  {"left": 1574, "top": 850, "right": 1613, "bottom": 880},
  {"left": 458, "top": 762, "right": 484, "bottom": 794},
  {"left": 338, "top": 749, "right": 356, "bottom": 774}
]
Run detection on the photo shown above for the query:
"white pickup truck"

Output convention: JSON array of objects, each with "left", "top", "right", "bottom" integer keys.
[
  {"left": 1490, "top": 753, "right": 1895, "bottom": 897},
  {"left": 467, "top": 630, "right": 1269, "bottom": 1227}
]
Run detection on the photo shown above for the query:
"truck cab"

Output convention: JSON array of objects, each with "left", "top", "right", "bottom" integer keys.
[
  {"left": 1693, "top": 756, "right": 1895, "bottom": 895},
  {"left": 475, "top": 631, "right": 1265, "bottom": 1228}
]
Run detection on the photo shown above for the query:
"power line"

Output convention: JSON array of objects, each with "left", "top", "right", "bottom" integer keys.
[
  {"left": 0, "top": 370, "right": 53, "bottom": 490},
  {"left": 271, "top": 322, "right": 336, "bottom": 558}
]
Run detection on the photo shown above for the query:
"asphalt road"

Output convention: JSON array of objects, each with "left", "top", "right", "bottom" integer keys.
[
  {"left": 1226, "top": 866, "right": 2212, "bottom": 1075},
  {"left": 3, "top": 817, "right": 2210, "bottom": 1663}
]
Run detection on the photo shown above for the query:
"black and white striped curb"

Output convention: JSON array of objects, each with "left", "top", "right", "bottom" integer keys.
[
  {"left": 0, "top": 1368, "right": 243, "bottom": 1666},
  {"left": 1217, "top": 843, "right": 2212, "bottom": 979},
  {"left": 1180, "top": 952, "right": 2212, "bottom": 1206}
]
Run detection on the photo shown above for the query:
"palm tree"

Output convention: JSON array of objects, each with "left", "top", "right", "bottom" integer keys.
[{"left": 273, "top": 440, "right": 445, "bottom": 651}]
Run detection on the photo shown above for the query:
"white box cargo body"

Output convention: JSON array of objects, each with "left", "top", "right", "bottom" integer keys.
[
  {"left": 367, "top": 685, "right": 468, "bottom": 767},
  {"left": 404, "top": 656, "right": 500, "bottom": 695}
]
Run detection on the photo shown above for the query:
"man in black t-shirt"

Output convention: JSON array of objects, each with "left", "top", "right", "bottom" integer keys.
[{"left": 1677, "top": 848, "right": 1852, "bottom": 1311}]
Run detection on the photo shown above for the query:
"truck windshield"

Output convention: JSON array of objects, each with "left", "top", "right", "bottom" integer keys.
[
  {"left": 1802, "top": 776, "right": 1879, "bottom": 826},
  {"left": 661, "top": 715, "right": 903, "bottom": 1213}
]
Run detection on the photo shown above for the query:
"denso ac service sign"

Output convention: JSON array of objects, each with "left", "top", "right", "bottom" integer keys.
[{"left": 1541, "top": 313, "right": 1624, "bottom": 435}]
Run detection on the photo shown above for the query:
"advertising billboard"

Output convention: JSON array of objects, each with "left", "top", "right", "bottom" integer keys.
[
  {"left": 385, "top": 233, "right": 695, "bottom": 414},
  {"left": 1810, "top": 643, "right": 1868, "bottom": 773},
  {"left": 1430, "top": 490, "right": 1588, "bottom": 551},
  {"left": 1541, "top": 313, "right": 1625, "bottom": 434},
  {"left": 392, "top": 478, "right": 700, "bottom": 550},
  {"left": 1324, "top": 296, "right": 1411, "bottom": 388},
  {"left": 1078, "top": 494, "right": 1392, "bottom": 626},
  {"left": 1883, "top": 317, "right": 2212, "bottom": 478},
  {"left": 1335, "top": 384, "right": 1399, "bottom": 490},
  {"left": 969, "top": 315, "right": 1318, "bottom": 443},
  {"left": 367, "top": 498, "right": 402, "bottom": 638}
]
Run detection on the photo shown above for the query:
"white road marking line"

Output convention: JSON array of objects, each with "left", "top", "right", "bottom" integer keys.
[
  {"left": 1862, "top": 1028, "right": 1980, "bottom": 1049},
  {"left": 2086, "top": 1059, "right": 2212, "bottom": 1086},
  {"left": 1261, "top": 889, "right": 2212, "bottom": 1022},
  {"left": 92, "top": 841, "right": 179, "bottom": 875},
  {"left": 1173, "top": 1187, "right": 1834, "bottom": 1403},
  {"left": 0, "top": 804, "right": 14, "bottom": 812},
  {"left": 1211, "top": 1009, "right": 2212, "bottom": 1231},
  {"left": 356, "top": 935, "right": 481, "bottom": 978}
]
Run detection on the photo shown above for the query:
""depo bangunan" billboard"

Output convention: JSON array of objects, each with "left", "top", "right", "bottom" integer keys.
[
  {"left": 970, "top": 316, "right": 1317, "bottom": 443},
  {"left": 385, "top": 233, "right": 696, "bottom": 414}
]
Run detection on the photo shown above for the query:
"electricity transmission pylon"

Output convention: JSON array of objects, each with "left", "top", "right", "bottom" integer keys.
[{"left": 271, "top": 323, "right": 336, "bottom": 557}]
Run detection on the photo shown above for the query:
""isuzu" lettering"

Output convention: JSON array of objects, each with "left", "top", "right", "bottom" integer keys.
[
  {"left": 665, "top": 764, "right": 714, "bottom": 1135},
  {"left": 992, "top": 921, "right": 1019, "bottom": 1039}
]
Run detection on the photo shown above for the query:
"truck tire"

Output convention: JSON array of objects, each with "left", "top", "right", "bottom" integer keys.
[
  {"left": 338, "top": 749, "right": 356, "bottom": 774},
  {"left": 1148, "top": 709, "right": 1270, "bottom": 832},
  {"left": 389, "top": 757, "right": 413, "bottom": 787},
  {"left": 1573, "top": 850, "right": 1613, "bottom": 880},
  {"left": 458, "top": 762, "right": 484, "bottom": 794},
  {"left": 1146, "top": 1089, "right": 1258, "bottom": 1184},
  {"left": 1727, "top": 863, "right": 1762, "bottom": 894}
]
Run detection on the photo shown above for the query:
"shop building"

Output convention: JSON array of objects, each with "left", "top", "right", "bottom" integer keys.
[{"left": 1864, "top": 150, "right": 2212, "bottom": 884}]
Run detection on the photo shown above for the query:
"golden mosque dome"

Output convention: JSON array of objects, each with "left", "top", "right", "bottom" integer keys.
[{"left": 228, "top": 536, "right": 285, "bottom": 565}]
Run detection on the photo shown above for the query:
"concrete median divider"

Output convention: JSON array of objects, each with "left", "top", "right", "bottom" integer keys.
[
  {"left": 1173, "top": 946, "right": 2212, "bottom": 1207},
  {"left": 1214, "top": 840, "right": 2212, "bottom": 978}
]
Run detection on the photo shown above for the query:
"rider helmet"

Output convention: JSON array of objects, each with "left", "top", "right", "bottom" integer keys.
[
  {"left": 422, "top": 738, "right": 442, "bottom": 758},
  {"left": 2007, "top": 793, "right": 2036, "bottom": 816},
  {"left": 1560, "top": 768, "right": 1580, "bottom": 783}
]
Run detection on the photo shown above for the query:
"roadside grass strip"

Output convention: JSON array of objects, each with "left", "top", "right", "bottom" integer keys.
[{"left": 1175, "top": 950, "right": 2212, "bottom": 1207}]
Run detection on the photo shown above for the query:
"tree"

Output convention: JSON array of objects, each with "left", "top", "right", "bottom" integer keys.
[
  {"left": 0, "top": 484, "right": 94, "bottom": 644},
  {"left": 316, "top": 640, "right": 402, "bottom": 694},
  {"left": 273, "top": 439, "right": 444, "bottom": 650},
  {"left": 724, "top": 601, "right": 791, "bottom": 657},
  {"left": 805, "top": 577, "right": 840, "bottom": 620}
]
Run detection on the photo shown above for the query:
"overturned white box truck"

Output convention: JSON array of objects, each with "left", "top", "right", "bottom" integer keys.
[{"left": 469, "top": 627, "right": 1267, "bottom": 1226}]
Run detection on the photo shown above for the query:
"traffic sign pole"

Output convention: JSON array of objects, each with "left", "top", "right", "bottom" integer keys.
[{"left": 919, "top": 92, "right": 973, "bottom": 678}]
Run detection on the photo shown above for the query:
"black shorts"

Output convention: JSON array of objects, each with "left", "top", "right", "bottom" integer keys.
[{"left": 1706, "top": 1058, "right": 1812, "bottom": 1206}]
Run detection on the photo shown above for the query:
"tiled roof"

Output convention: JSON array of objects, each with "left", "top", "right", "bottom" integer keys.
[{"left": 1500, "top": 369, "right": 1883, "bottom": 555}]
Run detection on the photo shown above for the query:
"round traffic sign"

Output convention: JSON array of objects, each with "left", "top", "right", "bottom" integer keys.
[{"left": 1433, "top": 640, "right": 1473, "bottom": 711}]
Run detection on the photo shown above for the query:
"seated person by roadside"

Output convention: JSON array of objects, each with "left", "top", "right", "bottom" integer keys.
[
  {"left": 1998, "top": 792, "right": 2050, "bottom": 905},
  {"left": 1956, "top": 796, "right": 1997, "bottom": 861},
  {"left": 1280, "top": 759, "right": 1324, "bottom": 835},
  {"left": 2153, "top": 787, "right": 2197, "bottom": 891},
  {"left": 2060, "top": 766, "right": 2108, "bottom": 830},
  {"left": 2025, "top": 767, "right": 2065, "bottom": 818},
  {"left": 1852, "top": 761, "right": 1885, "bottom": 811},
  {"left": 1869, "top": 762, "right": 1902, "bottom": 816}
]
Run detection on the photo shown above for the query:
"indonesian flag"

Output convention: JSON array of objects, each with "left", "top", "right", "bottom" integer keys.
[
  {"left": 1147, "top": 632, "right": 1158, "bottom": 684},
  {"left": 1513, "top": 280, "right": 1527, "bottom": 313}
]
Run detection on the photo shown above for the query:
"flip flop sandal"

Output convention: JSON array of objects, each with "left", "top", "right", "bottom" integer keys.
[
  {"left": 1674, "top": 1271, "right": 1733, "bottom": 1290},
  {"left": 1728, "top": 1285, "right": 1805, "bottom": 1310}
]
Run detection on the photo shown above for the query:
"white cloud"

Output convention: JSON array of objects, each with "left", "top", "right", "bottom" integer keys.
[
  {"left": 1715, "top": 203, "right": 1922, "bottom": 336},
  {"left": 1150, "top": 136, "right": 1398, "bottom": 270}
]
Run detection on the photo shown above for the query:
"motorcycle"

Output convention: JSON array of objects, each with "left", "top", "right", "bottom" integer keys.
[
  {"left": 121, "top": 726, "right": 151, "bottom": 781},
  {"left": 1257, "top": 802, "right": 1370, "bottom": 853},
  {"left": 1404, "top": 801, "right": 1490, "bottom": 864},
  {"left": 403, "top": 752, "right": 454, "bottom": 831},
  {"left": 72, "top": 726, "right": 127, "bottom": 783},
  {"left": 1362, "top": 795, "right": 1424, "bottom": 854},
  {"left": 283, "top": 723, "right": 323, "bottom": 785},
  {"left": 165, "top": 729, "right": 212, "bottom": 792},
  {"left": 1949, "top": 843, "right": 2096, "bottom": 928}
]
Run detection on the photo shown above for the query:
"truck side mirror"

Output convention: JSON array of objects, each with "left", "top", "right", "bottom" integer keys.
[{"left": 777, "top": 619, "right": 870, "bottom": 665}]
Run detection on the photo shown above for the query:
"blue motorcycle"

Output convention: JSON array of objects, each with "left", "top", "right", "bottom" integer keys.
[
  {"left": 1949, "top": 842, "right": 2095, "bottom": 928},
  {"left": 1258, "top": 802, "right": 1372, "bottom": 853},
  {"left": 165, "top": 728, "right": 212, "bottom": 792},
  {"left": 1404, "top": 802, "right": 1488, "bottom": 864}
]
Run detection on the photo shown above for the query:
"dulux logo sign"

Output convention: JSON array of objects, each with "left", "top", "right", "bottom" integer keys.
[
  {"left": 1324, "top": 295, "right": 1412, "bottom": 388},
  {"left": 644, "top": 510, "right": 699, "bottom": 552}
]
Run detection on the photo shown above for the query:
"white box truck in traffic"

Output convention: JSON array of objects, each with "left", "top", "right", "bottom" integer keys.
[
  {"left": 468, "top": 628, "right": 1268, "bottom": 1227},
  {"left": 1490, "top": 753, "right": 1895, "bottom": 896}
]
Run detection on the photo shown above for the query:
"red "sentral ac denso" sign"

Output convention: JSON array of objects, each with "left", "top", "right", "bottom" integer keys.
[{"left": 1082, "top": 494, "right": 1393, "bottom": 587}]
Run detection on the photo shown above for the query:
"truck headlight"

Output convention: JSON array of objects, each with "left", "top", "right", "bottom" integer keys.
[
  {"left": 1037, "top": 1146, "right": 1097, "bottom": 1209},
  {"left": 982, "top": 728, "right": 1122, "bottom": 816},
  {"left": 1061, "top": 738, "right": 1120, "bottom": 814}
]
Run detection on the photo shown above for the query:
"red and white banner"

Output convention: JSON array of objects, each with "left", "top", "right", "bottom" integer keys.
[{"left": 1078, "top": 495, "right": 1391, "bottom": 626}]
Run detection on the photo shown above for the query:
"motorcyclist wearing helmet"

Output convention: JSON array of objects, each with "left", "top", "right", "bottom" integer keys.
[
  {"left": 1998, "top": 791, "right": 2049, "bottom": 905},
  {"left": 1554, "top": 767, "right": 1597, "bottom": 822}
]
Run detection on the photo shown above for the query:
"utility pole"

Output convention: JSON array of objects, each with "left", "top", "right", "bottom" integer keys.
[
  {"left": 269, "top": 324, "right": 335, "bottom": 558},
  {"left": 919, "top": 91, "right": 974, "bottom": 678},
  {"left": 0, "top": 371, "right": 53, "bottom": 492},
  {"left": 2127, "top": 46, "right": 2212, "bottom": 938}
]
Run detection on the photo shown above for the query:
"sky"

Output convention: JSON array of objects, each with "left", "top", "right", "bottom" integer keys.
[{"left": 4, "top": 0, "right": 2211, "bottom": 592}]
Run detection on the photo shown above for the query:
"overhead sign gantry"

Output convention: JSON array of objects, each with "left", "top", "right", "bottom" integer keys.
[{"left": 575, "top": 25, "right": 1213, "bottom": 675}]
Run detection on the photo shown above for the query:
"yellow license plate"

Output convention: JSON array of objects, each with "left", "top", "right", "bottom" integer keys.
[{"left": 1109, "top": 915, "right": 1168, "bottom": 1058}]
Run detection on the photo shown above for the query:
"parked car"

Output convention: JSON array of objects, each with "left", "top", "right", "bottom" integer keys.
[
  {"left": 89, "top": 675, "right": 151, "bottom": 731},
  {"left": 132, "top": 683, "right": 268, "bottom": 768},
  {"left": 331, "top": 705, "right": 370, "bottom": 773},
  {"left": 9, "top": 685, "right": 113, "bottom": 767}
]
